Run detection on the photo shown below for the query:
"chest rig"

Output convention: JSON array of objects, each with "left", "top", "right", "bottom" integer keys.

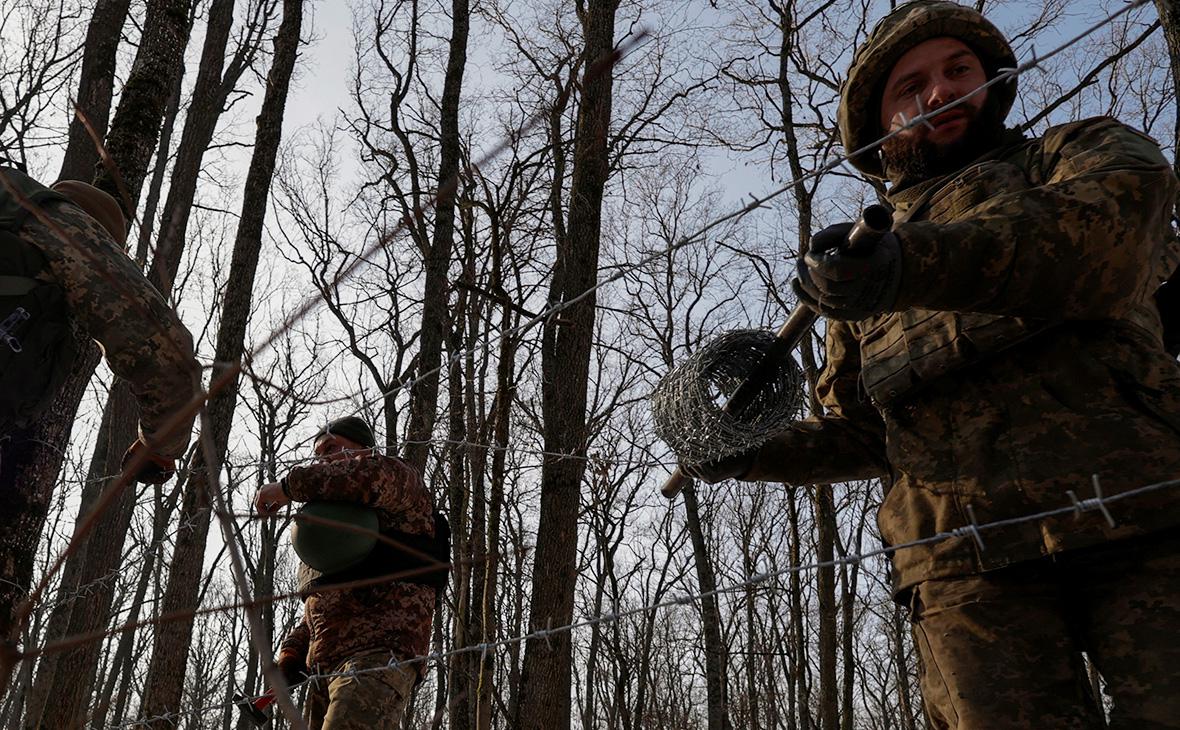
[{"left": 855, "top": 145, "right": 1053, "bottom": 406}]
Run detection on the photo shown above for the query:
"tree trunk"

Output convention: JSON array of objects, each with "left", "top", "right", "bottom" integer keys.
[
  {"left": 139, "top": 0, "right": 303, "bottom": 719},
  {"left": 57, "top": 0, "right": 132, "bottom": 182},
  {"left": 682, "top": 484, "right": 732, "bottom": 730},
  {"left": 813, "top": 489, "right": 838, "bottom": 730},
  {"left": 0, "top": 0, "right": 192, "bottom": 667},
  {"left": 0, "top": 335, "right": 98, "bottom": 678},
  {"left": 149, "top": 0, "right": 250, "bottom": 293},
  {"left": 892, "top": 602, "right": 918, "bottom": 730},
  {"left": 1154, "top": 0, "right": 1180, "bottom": 181},
  {"left": 402, "top": 0, "right": 469, "bottom": 473},
  {"left": 92, "top": 0, "right": 193, "bottom": 217},
  {"left": 518, "top": 3, "right": 619, "bottom": 728},
  {"left": 445, "top": 293, "right": 472, "bottom": 729},
  {"left": 28, "top": 32, "right": 190, "bottom": 722},
  {"left": 787, "top": 493, "right": 810, "bottom": 730},
  {"left": 36, "top": 382, "right": 138, "bottom": 728},
  {"left": 91, "top": 483, "right": 179, "bottom": 729}
]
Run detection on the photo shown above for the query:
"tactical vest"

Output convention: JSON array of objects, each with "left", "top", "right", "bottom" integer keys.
[
  {"left": 856, "top": 146, "right": 1167, "bottom": 406},
  {"left": 297, "top": 509, "right": 452, "bottom": 594},
  {"left": 0, "top": 168, "right": 74, "bottom": 433}
]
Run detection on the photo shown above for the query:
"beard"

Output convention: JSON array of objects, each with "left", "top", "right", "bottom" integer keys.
[{"left": 879, "top": 95, "right": 1007, "bottom": 185}]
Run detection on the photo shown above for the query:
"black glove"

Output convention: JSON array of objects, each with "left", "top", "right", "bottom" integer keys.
[
  {"left": 793, "top": 221, "right": 903, "bottom": 321},
  {"left": 121, "top": 439, "right": 177, "bottom": 485},
  {"left": 681, "top": 448, "right": 758, "bottom": 485},
  {"left": 277, "top": 649, "right": 308, "bottom": 686}
]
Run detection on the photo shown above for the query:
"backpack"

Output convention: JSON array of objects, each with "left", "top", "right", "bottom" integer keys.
[{"left": 0, "top": 169, "right": 74, "bottom": 433}]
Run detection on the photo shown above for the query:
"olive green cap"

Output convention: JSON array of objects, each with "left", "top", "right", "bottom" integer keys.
[
  {"left": 291, "top": 501, "right": 379, "bottom": 574},
  {"left": 838, "top": 0, "right": 1017, "bottom": 179}
]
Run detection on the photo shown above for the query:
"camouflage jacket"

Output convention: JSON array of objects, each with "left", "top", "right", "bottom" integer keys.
[
  {"left": 8, "top": 173, "right": 197, "bottom": 457},
  {"left": 749, "top": 117, "right": 1180, "bottom": 593},
  {"left": 280, "top": 454, "right": 436, "bottom": 673}
]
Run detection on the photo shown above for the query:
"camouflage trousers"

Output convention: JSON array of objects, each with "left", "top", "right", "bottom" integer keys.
[
  {"left": 303, "top": 651, "right": 417, "bottom": 730},
  {"left": 908, "top": 529, "right": 1180, "bottom": 729}
]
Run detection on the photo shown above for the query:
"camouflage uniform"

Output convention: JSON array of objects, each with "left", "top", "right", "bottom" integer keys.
[
  {"left": 748, "top": 2, "right": 1180, "bottom": 726},
  {"left": 0, "top": 169, "right": 197, "bottom": 639},
  {"left": 279, "top": 454, "right": 436, "bottom": 729},
  {"left": 0, "top": 167, "right": 195, "bottom": 450}
]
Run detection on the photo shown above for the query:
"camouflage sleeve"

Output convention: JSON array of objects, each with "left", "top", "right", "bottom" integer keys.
[
  {"left": 279, "top": 614, "right": 310, "bottom": 661},
  {"left": 24, "top": 201, "right": 198, "bottom": 457},
  {"left": 894, "top": 116, "right": 1179, "bottom": 319},
  {"left": 284, "top": 455, "right": 426, "bottom": 512},
  {"left": 745, "top": 320, "right": 889, "bottom": 485}
]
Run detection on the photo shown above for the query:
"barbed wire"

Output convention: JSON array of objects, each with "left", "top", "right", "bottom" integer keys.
[
  {"left": 4, "top": 0, "right": 1159, "bottom": 722},
  {"left": 108, "top": 471, "right": 1180, "bottom": 728},
  {"left": 25, "top": 542, "right": 531, "bottom": 667},
  {"left": 323, "top": 0, "right": 1154, "bottom": 438},
  {"left": 2, "top": 27, "right": 658, "bottom": 706}
]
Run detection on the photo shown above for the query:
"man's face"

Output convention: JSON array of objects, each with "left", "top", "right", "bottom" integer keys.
[
  {"left": 879, "top": 37, "right": 989, "bottom": 147},
  {"left": 877, "top": 37, "right": 1006, "bottom": 183},
  {"left": 314, "top": 434, "right": 369, "bottom": 463}
]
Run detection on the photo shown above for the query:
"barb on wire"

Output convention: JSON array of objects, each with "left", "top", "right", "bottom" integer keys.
[{"left": 109, "top": 471, "right": 1180, "bottom": 729}]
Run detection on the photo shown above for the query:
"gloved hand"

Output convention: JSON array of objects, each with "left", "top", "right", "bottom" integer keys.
[
  {"left": 277, "top": 649, "right": 308, "bottom": 687},
  {"left": 121, "top": 439, "right": 177, "bottom": 485},
  {"left": 681, "top": 448, "right": 758, "bottom": 485},
  {"left": 793, "top": 221, "right": 903, "bottom": 321}
]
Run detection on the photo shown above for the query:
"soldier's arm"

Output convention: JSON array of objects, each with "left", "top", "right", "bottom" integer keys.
[
  {"left": 745, "top": 320, "right": 889, "bottom": 485},
  {"left": 893, "top": 116, "right": 1178, "bottom": 319},
  {"left": 284, "top": 455, "right": 426, "bottom": 513},
  {"left": 26, "top": 202, "right": 198, "bottom": 457},
  {"left": 277, "top": 615, "right": 310, "bottom": 673}
]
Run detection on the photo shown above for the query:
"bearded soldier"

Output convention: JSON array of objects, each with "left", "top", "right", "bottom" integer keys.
[{"left": 685, "top": 2, "right": 1180, "bottom": 727}]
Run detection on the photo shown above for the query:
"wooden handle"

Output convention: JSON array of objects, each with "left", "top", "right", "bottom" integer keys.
[{"left": 661, "top": 467, "right": 693, "bottom": 499}]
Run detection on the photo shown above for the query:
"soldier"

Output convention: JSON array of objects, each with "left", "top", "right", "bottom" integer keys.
[
  {"left": 0, "top": 167, "right": 197, "bottom": 639},
  {"left": 686, "top": 2, "right": 1180, "bottom": 727},
  {"left": 255, "top": 416, "right": 445, "bottom": 729}
]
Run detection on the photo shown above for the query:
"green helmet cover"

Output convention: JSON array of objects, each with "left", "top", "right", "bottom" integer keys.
[
  {"left": 838, "top": 0, "right": 1017, "bottom": 179},
  {"left": 291, "top": 501, "right": 379, "bottom": 574}
]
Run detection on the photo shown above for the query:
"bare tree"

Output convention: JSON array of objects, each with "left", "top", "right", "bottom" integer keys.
[
  {"left": 140, "top": 0, "right": 304, "bottom": 719},
  {"left": 518, "top": 2, "right": 621, "bottom": 727}
]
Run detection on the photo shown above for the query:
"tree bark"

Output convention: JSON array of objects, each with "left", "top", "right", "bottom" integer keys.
[
  {"left": 149, "top": 0, "right": 254, "bottom": 293},
  {"left": 402, "top": 0, "right": 469, "bottom": 473},
  {"left": 518, "top": 2, "right": 619, "bottom": 727},
  {"left": 92, "top": 0, "right": 193, "bottom": 217},
  {"left": 813, "top": 489, "right": 839, "bottom": 730},
  {"left": 36, "top": 382, "right": 138, "bottom": 728},
  {"left": 57, "top": 0, "right": 132, "bottom": 182},
  {"left": 683, "top": 484, "right": 733, "bottom": 730},
  {"left": 1, "top": 0, "right": 192, "bottom": 701},
  {"left": 1155, "top": 0, "right": 1180, "bottom": 182},
  {"left": 139, "top": 0, "right": 303, "bottom": 720}
]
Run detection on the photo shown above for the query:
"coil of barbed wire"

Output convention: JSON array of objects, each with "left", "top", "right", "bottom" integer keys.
[{"left": 651, "top": 329, "right": 805, "bottom": 467}]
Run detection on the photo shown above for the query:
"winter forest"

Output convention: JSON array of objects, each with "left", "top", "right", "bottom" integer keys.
[{"left": 0, "top": 0, "right": 1178, "bottom": 727}]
